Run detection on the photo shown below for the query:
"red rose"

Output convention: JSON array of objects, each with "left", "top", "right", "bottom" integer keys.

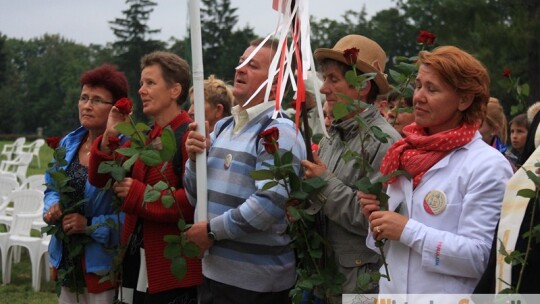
[
  {"left": 417, "top": 30, "right": 436, "bottom": 45},
  {"left": 502, "top": 69, "right": 512, "bottom": 77},
  {"left": 115, "top": 97, "right": 133, "bottom": 115},
  {"left": 260, "top": 127, "right": 280, "bottom": 154},
  {"left": 343, "top": 47, "right": 359, "bottom": 66},
  {"left": 260, "top": 127, "right": 280, "bottom": 143},
  {"left": 46, "top": 136, "right": 61, "bottom": 149},
  {"left": 262, "top": 141, "right": 279, "bottom": 154},
  {"left": 107, "top": 136, "right": 121, "bottom": 151}
]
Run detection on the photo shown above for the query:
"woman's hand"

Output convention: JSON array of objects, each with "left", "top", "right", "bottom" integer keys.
[
  {"left": 113, "top": 177, "right": 133, "bottom": 198},
  {"left": 100, "top": 106, "right": 130, "bottom": 153},
  {"left": 44, "top": 202, "right": 62, "bottom": 224},
  {"left": 300, "top": 153, "right": 326, "bottom": 178},
  {"left": 62, "top": 213, "right": 88, "bottom": 236},
  {"left": 358, "top": 191, "right": 380, "bottom": 218},
  {"left": 369, "top": 211, "right": 408, "bottom": 241}
]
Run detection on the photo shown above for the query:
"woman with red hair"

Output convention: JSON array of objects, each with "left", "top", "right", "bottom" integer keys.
[{"left": 359, "top": 46, "right": 513, "bottom": 294}]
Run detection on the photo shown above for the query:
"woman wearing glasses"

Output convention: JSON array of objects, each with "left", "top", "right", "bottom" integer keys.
[{"left": 43, "top": 64, "right": 129, "bottom": 303}]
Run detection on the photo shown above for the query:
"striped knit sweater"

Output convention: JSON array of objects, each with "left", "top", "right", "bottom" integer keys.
[
  {"left": 89, "top": 111, "right": 202, "bottom": 294},
  {"left": 184, "top": 105, "right": 307, "bottom": 292}
]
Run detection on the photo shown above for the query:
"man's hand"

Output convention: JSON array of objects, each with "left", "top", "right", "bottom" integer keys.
[
  {"left": 186, "top": 121, "right": 210, "bottom": 161},
  {"left": 186, "top": 221, "right": 214, "bottom": 257}
]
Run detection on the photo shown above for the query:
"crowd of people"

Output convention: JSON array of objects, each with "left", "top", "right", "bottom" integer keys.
[{"left": 42, "top": 32, "right": 539, "bottom": 304}]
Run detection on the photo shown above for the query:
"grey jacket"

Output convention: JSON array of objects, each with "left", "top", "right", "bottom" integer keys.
[{"left": 312, "top": 106, "right": 401, "bottom": 296}]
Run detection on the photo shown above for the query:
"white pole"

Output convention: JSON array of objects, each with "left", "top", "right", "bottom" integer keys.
[{"left": 188, "top": 0, "right": 207, "bottom": 222}]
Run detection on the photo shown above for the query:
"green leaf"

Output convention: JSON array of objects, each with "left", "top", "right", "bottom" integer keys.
[
  {"left": 183, "top": 242, "right": 200, "bottom": 258},
  {"left": 159, "top": 127, "right": 177, "bottom": 161},
  {"left": 135, "top": 122, "right": 152, "bottom": 132},
  {"left": 345, "top": 70, "right": 359, "bottom": 87},
  {"left": 140, "top": 149, "right": 162, "bottom": 166},
  {"left": 289, "top": 171, "right": 302, "bottom": 192},
  {"left": 177, "top": 219, "right": 187, "bottom": 231},
  {"left": 389, "top": 69, "right": 407, "bottom": 84},
  {"left": 249, "top": 169, "right": 275, "bottom": 180},
  {"left": 97, "top": 162, "right": 114, "bottom": 174},
  {"left": 517, "top": 188, "right": 536, "bottom": 198},
  {"left": 153, "top": 180, "right": 169, "bottom": 191},
  {"left": 303, "top": 176, "right": 326, "bottom": 190},
  {"left": 163, "top": 234, "right": 181, "bottom": 243},
  {"left": 290, "top": 191, "right": 309, "bottom": 200},
  {"left": 162, "top": 195, "right": 174, "bottom": 208},
  {"left": 115, "top": 122, "right": 136, "bottom": 136},
  {"left": 355, "top": 176, "right": 373, "bottom": 193},
  {"left": 116, "top": 147, "right": 139, "bottom": 157},
  {"left": 521, "top": 83, "right": 530, "bottom": 97},
  {"left": 110, "top": 166, "right": 126, "bottom": 181},
  {"left": 281, "top": 150, "right": 293, "bottom": 165},
  {"left": 287, "top": 206, "right": 302, "bottom": 221},
  {"left": 525, "top": 169, "right": 540, "bottom": 187},
  {"left": 171, "top": 256, "right": 187, "bottom": 280},
  {"left": 333, "top": 102, "right": 349, "bottom": 120},
  {"left": 164, "top": 243, "right": 180, "bottom": 259},
  {"left": 122, "top": 153, "right": 139, "bottom": 171},
  {"left": 262, "top": 180, "right": 279, "bottom": 190},
  {"left": 370, "top": 125, "right": 389, "bottom": 143},
  {"left": 144, "top": 189, "right": 161, "bottom": 203}
]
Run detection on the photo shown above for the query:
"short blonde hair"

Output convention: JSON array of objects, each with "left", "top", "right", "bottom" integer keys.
[
  {"left": 189, "top": 75, "right": 234, "bottom": 116},
  {"left": 484, "top": 97, "right": 508, "bottom": 143}
]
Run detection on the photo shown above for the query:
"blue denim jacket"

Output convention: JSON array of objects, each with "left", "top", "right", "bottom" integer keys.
[{"left": 44, "top": 126, "right": 124, "bottom": 274}]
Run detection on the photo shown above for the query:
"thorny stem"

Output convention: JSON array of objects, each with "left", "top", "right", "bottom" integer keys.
[{"left": 128, "top": 116, "right": 147, "bottom": 146}]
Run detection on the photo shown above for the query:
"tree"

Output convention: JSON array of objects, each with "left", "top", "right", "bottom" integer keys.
[
  {"left": 199, "top": 0, "right": 255, "bottom": 82},
  {"left": 396, "top": 0, "right": 540, "bottom": 108},
  {"left": 0, "top": 35, "right": 94, "bottom": 136},
  {"left": 110, "top": 0, "right": 166, "bottom": 121}
]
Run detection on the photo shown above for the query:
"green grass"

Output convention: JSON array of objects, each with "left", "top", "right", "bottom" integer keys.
[{"left": 0, "top": 140, "right": 57, "bottom": 303}]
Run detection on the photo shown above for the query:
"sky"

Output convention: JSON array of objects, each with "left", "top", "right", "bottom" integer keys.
[{"left": 0, "top": 0, "right": 396, "bottom": 46}]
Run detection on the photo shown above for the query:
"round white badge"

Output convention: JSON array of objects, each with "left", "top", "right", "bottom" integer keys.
[
  {"left": 423, "top": 190, "right": 447, "bottom": 215},
  {"left": 224, "top": 153, "right": 233, "bottom": 169}
]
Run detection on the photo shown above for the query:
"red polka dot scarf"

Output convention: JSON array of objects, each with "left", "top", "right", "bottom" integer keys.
[{"left": 381, "top": 122, "right": 479, "bottom": 188}]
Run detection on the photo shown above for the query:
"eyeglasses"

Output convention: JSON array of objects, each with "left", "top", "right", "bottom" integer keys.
[{"left": 79, "top": 95, "right": 114, "bottom": 106}]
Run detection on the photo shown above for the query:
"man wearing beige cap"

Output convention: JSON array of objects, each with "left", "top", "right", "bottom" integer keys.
[{"left": 301, "top": 35, "right": 401, "bottom": 301}]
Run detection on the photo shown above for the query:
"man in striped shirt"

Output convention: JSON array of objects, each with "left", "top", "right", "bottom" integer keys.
[{"left": 184, "top": 38, "right": 306, "bottom": 304}]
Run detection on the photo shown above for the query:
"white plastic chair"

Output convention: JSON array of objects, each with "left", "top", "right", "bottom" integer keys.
[
  {"left": 0, "top": 189, "right": 44, "bottom": 229},
  {"left": 0, "top": 172, "right": 17, "bottom": 182},
  {"left": 21, "top": 139, "right": 45, "bottom": 168},
  {"left": 0, "top": 153, "right": 33, "bottom": 184},
  {"left": 0, "top": 177, "right": 19, "bottom": 215},
  {"left": 0, "top": 213, "right": 46, "bottom": 290},
  {"left": 0, "top": 137, "right": 25, "bottom": 162},
  {"left": 19, "top": 174, "right": 46, "bottom": 192}
]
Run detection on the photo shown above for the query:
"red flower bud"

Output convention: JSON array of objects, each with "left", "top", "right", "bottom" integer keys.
[
  {"left": 417, "top": 30, "right": 436, "bottom": 45},
  {"left": 262, "top": 141, "right": 279, "bottom": 154},
  {"left": 107, "top": 136, "right": 121, "bottom": 151},
  {"left": 115, "top": 97, "right": 133, "bottom": 115},
  {"left": 502, "top": 69, "right": 512, "bottom": 78},
  {"left": 260, "top": 127, "right": 280, "bottom": 154},
  {"left": 46, "top": 136, "right": 61, "bottom": 149},
  {"left": 260, "top": 127, "right": 280, "bottom": 143},
  {"left": 343, "top": 48, "right": 360, "bottom": 66}
]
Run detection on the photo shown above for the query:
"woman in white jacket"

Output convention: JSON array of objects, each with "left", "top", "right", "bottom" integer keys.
[{"left": 358, "top": 46, "right": 513, "bottom": 294}]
